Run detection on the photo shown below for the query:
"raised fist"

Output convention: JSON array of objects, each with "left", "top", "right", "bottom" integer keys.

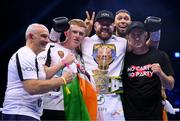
[
  {"left": 144, "top": 16, "right": 161, "bottom": 32},
  {"left": 52, "top": 17, "right": 70, "bottom": 32}
]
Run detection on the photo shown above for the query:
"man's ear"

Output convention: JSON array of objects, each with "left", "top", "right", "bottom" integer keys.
[
  {"left": 112, "top": 22, "right": 115, "bottom": 27},
  {"left": 145, "top": 32, "right": 150, "bottom": 40},
  {"left": 111, "top": 23, "right": 115, "bottom": 31},
  {"left": 28, "top": 33, "right": 33, "bottom": 39},
  {"left": 64, "top": 31, "right": 68, "bottom": 37},
  {"left": 94, "top": 22, "right": 98, "bottom": 31}
]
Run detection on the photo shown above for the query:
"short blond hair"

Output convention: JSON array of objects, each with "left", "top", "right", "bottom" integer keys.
[{"left": 69, "top": 19, "right": 87, "bottom": 29}]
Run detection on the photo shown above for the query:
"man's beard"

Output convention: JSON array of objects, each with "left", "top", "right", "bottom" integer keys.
[{"left": 96, "top": 29, "right": 113, "bottom": 41}]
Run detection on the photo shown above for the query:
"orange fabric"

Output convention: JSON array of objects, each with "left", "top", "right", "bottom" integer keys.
[
  {"left": 78, "top": 74, "right": 97, "bottom": 121},
  {"left": 162, "top": 108, "right": 168, "bottom": 121}
]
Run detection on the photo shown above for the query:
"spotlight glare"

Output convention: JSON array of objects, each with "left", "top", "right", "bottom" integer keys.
[{"left": 174, "top": 52, "right": 180, "bottom": 58}]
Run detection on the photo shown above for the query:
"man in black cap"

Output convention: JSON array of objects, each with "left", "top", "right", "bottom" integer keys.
[
  {"left": 45, "top": 11, "right": 126, "bottom": 120},
  {"left": 114, "top": 9, "right": 161, "bottom": 52},
  {"left": 93, "top": 10, "right": 115, "bottom": 41},
  {"left": 81, "top": 10, "right": 127, "bottom": 120},
  {"left": 121, "top": 21, "right": 175, "bottom": 120}
]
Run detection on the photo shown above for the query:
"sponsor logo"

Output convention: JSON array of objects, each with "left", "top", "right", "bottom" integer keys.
[
  {"left": 101, "top": 13, "right": 110, "bottom": 17},
  {"left": 37, "top": 56, "right": 46, "bottom": 61},
  {"left": 22, "top": 67, "right": 37, "bottom": 72},
  {"left": 97, "top": 94, "right": 105, "bottom": 105}
]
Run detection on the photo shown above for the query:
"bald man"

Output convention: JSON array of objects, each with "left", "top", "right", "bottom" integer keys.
[{"left": 1, "top": 23, "right": 74, "bottom": 121}]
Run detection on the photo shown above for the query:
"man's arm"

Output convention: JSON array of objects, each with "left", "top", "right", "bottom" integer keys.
[
  {"left": 151, "top": 63, "right": 175, "bottom": 90},
  {"left": 146, "top": 30, "right": 161, "bottom": 49},
  {"left": 44, "top": 52, "right": 75, "bottom": 79},
  {"left": 23, "top": 71, "right": 73, "bottom": 95},
  {"left": 145, "top": 16, "right": 161, "bottom": 49},
  {"left": 146, "top": 39, "right": 159, "bottom": 49},
  {"left": 49, "top": 17, "right": 70, "bottom": 42}
]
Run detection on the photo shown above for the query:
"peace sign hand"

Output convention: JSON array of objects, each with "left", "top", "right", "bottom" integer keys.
[{"left": 84, "top": 11, "right": 95, "bottom": 36}]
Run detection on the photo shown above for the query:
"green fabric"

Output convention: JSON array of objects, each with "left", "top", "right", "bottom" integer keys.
[{"left": 63, "top": 76, "right": 91, "bottom": 120}]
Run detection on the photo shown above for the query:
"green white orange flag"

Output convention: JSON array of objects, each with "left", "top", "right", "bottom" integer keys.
[{"left": 63, "top": 71, "right": 97, "bottom": 120}]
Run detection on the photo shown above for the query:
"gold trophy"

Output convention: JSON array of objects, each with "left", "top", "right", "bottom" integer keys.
[{"left": 92, "top": 44, "right": 115, "bottom": 94}]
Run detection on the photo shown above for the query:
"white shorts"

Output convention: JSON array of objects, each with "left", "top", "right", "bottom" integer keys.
[{"left": 97, "top": 93, "right": 125, "bottom": 121}]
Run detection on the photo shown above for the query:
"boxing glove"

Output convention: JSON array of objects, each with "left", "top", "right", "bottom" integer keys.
[
  {"left": 144, "top": 16, "right": 162, "bottom": 32},
  {"left": 52, "top": 17, "right": 70, "bottom": 32}
]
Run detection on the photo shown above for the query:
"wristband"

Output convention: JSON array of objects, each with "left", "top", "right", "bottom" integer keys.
[
  {"left": 61, "top": 76, "right": 67, "bottom": 84},
  {"left": 60, "top": 76, "right": 71, "bottom": 94},
  {"left": 61, "top": 60, "right": 70, "bottom": 68}
]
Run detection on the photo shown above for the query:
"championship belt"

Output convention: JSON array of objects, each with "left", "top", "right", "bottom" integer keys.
[
  {"left": 92, "top": 44, "right": 123, "bottom": 94},
  {"left": 93, "top": 70, "right": 110, "bottom": 94},
  {"left": 93, "top": 70, "right": 123, "bottom": 94},
  {"left": 109, "top": 76, "right": 123, "bottom": 94}
]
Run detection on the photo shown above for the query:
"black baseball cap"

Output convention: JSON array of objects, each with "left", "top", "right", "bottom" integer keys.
[
  {"left": 95, "top": 10, "right": 114, "bottom": 22},
  {"left": 126, "top": 21, "right": 147, "bottom": 34}
]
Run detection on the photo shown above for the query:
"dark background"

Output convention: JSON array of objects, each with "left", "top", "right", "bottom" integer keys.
[{"left": 1, "top": 0, "right": 180, "bottom": 120}]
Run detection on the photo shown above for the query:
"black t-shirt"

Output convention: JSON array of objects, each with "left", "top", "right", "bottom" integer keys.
[{"left": 121, "top": 48, "right": 174, "bottom": 120}]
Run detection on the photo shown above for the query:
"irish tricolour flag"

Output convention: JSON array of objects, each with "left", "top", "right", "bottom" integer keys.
[{"left": 63, "top": 66, "right": 97, "bottom": 120}]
